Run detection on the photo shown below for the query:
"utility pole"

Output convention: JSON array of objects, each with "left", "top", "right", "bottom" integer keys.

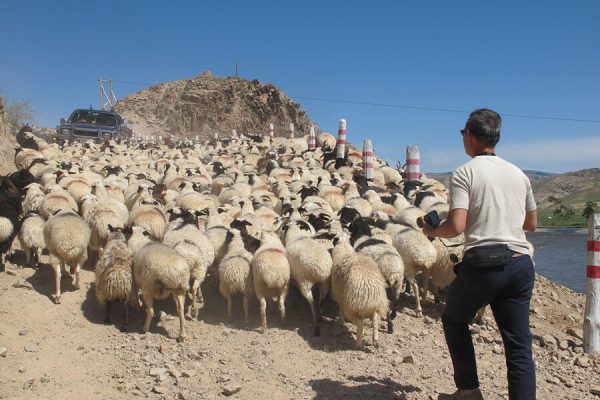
[
  {"left": 99, "top": 77, "right": 117, "bottom": 110},
  {"left": 235, "top": 63, "right": 239, "bottom": 80}
]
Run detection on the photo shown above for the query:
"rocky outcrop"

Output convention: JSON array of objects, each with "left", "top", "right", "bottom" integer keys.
[
  {"left": 0, "top": 97, "right": 16, "bottom": 174},
  {"left": 113, "top": 71, "right": 316, "bottom": 139}
]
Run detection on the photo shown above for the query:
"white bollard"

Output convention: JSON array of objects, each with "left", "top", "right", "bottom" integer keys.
[
  {"left": 213, "top": 132, "right": 219, "bottom": 141},
  {"left": 362, "top": 139, "right": 374, "bottom": 180},
  {"left": 269, "top": 123, "right": 274, "bottom": 138},
  {"left": 289, "top": 122, "right": 295, "bottom": 138},
  {"left": 584, "top": 213, "right": 600, "bottom": 354},
  {"left": 308, "top": 125, "right": 316, "bottom": 151},
  {"left": 406, "top": 146, "right": 420, "bottom": 181},
  {"left": 337, "top": 119, "right": 347, "bottom": 160},
  {"left": 195, "top": 135, "right": 199, "bottom": 141},
  {"left": 232, "top": 129, "right": 237, "bottom": 137}
]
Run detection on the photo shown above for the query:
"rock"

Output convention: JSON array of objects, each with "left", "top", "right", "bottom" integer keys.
[
  {"left": 23, "top": 378, "right": 35, "bottom": 390},
  {"left": 250, "top": 340, "right": 260, "bottom": 346},
  {"left": 159, "top": 344, "right": 166, "bottom": 354},
  {"left": 0, "top": 347, "right": 7, "bottom": 357},
  {"left": 24, "top": 344, "right": 40, "bottom": 353},
  {"left": 566, "top": 327, "right": 584, "bottom": 341},
  {"left": 222, "top": 384, "right": 242, "bottom": 396},
  {"left": 217, "top": 375, "right": 231, "bottom": 383},
  {"left": 540, "top": 335, "right": 557, "bottom": 348},
  {"left": 181, "top": 369, "right": 196, "bottom": 378},
  {"left": 590, "top": 386, "right": 600, "bottom": 396},
  {"left": 469, "top": 325, "right": 481, "bottom": 334},
  {"left": 19, "top": 329, "right": 28, "bottom": 336},
  {"left": 18, "top": 366, "right": 26, "bottom": 373},
  {"left": 575, "top": 356, "right": 590, "bottom": 368},
  {"left": 402, "top": 354, "right": 415, "bottom": 364},
  {"left": 40, "top": 373, "right": 50, "bottom": 383},
  {"left": 149, "top": 367, "right": 167, "bottom": 377},
  {"left": 546, "top": 377, "right": 560, "bottom": 385},
  {"left": 178, "top": 391, "right": 189, "bottom": 400},
  {"left": 357, "top": 353, "right": 367, "bottom": 361},
  {"left": 152, "top": 385, "right": 168, "bottom": 394},
  {"left": 423, "top": 316, "right": 435, "bottom": 325},
  {"left": 558, "top": 340, "right": 569, "bottom": 350},
  {"left": 493, "top": 345, "right": 503, "bottom": 354}
]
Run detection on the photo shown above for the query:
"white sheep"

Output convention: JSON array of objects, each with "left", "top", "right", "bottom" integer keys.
[
  {"left": 43, "top": 209, "right": 91, "bottom": 303},
  {"left": 17, "top": 213, "right": 45, "bottom": 268},
  {"left": 330, "top": 234, "right": 389, "bottom": 347},
  {"left": 129, "top": 227, "right": 190, "bottom": 342},
  {"left": 251, "top": 230, "right": 291, "bottom": 333},
  {"left": 218, "top": 229, "right": 253, "bottom": 327},
  {"left": 281, "top": 220, "right": 332, "bottom": 336}
]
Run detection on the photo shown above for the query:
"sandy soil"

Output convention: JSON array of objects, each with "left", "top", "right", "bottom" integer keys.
[{"left": 1, "top": 252, "right": 599, "bottom": 400}]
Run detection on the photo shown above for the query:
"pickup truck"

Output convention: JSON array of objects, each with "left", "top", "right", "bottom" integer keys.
[{"left": 56, "top": 108, "right": 128, "bottom": 142}]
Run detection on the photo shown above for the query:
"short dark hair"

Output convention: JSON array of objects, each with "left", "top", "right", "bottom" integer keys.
[{"left": 465, "top": 108, "right": 501, "bottom": 146}]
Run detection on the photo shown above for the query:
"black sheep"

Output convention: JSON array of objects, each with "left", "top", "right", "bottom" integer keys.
[{"left": 0, "top": 176, "right": 23, "bottom": 271}]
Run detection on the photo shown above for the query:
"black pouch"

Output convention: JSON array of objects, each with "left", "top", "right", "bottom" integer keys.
[{"left": 462, "top": 244, "right": 512, "bottom": 270}]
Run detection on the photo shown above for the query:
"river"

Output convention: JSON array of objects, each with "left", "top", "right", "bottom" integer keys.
[{"left": 526, "top": 228, "right": 588, "bottom": 293}]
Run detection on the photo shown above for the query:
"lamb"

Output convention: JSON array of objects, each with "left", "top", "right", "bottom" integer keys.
[
  {"left": 218, "top": 229, "right": 253, "bottom": 327},
  {"left": 348, "top": 217, "right": 405, "bottom": 333},
  {"left": 330, "top": 234, "right": 389, "bottom": 347},
  {"left": 163, "top": 208, "right": 215, "bottom": 318},
  {"left": 281, "top": 220, "right": 332, "bottom": 336},
  {"left": 43, "top": 209, "right": 91, "bottom": 303},
  {"left": 17, "top": 213, "right": 45, "bottom": 268},
  {"left": 94, "top": 225, "right": 136, "bottom": 330},
  {"left": 128, "top": 227, "right": 190, "bottom": 342},
  {"left": 251, "top": 230, "right": 291, "bottom": 333}
]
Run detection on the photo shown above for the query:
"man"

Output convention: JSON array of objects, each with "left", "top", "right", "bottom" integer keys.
[{"left": 421, "top": 109, "right": 537, "bottom": 400}]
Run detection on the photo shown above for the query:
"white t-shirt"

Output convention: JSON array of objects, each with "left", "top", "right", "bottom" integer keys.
[{"left": 449, "top": 155, "right": 536, "bottom": 256}]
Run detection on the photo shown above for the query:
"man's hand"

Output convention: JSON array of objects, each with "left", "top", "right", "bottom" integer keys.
[
  {"left": 419, "top": 208, "right": 468, "bottom": 239},
  {"left": 418, "top": 216, "right": 436, "bottom": 237}
]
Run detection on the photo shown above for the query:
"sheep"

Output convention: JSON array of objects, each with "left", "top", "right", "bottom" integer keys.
[
  {"left": 348, "top": 217, "right": 405, "bottom": 333},
  {"left": 429, "top": 238, "right": 463, "bottom": 303},
  {"left": 128, "top": 199, "right": 168, "bottom": 241},
  {"left": 84, "top": 196, "right": 128, "bottom": 264},
  {"left": 40, "top": 186, "right": 78, "bottom": 219},
  {"left": 251, "top": 230, "right": 291, "bottom": 333},
  {"left": 94, "top": 225, "right": 136, "bottom": 330},
  {"left": 330, "top": 234, "right": 389, "bottom": 347},
  {"left": 281, "top": 220, "right": 332, "bottom": 336},
  {"left": 129, "top": 227, "right": 190, "bottom": 342},
  {"left": 17, "top": 213, "right": 45, "bottom": 268},
  {"left": 380, "top": 220, "right": 438, "bottom": 317},
  {"left": 218, "top": 229, "right": 253, "bottom": 327},
  {"left": 43, "top": 209, "right": 91, "bottom": 303},
  {"left": 22, "top": 183, "right": 45, "bottom": 214},
  {"left": 163, "top": 208, "right": 215, "bottom": 318},
  {"left": 0, "top": 176, "right": 22, "bottom": 272}
]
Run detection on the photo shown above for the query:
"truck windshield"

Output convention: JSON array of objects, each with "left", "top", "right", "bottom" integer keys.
[{"left": 69, "top": 110, "right": 117, "bottom": 127}]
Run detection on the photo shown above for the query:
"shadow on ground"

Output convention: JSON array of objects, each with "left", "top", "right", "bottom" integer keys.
[{"left": 309, "top": 375, "right": 421, "bottom": 399}]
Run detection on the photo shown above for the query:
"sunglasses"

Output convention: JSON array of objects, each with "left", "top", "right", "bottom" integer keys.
[{"left": 460, "top": 129, "right": 466, "bottom": 136}]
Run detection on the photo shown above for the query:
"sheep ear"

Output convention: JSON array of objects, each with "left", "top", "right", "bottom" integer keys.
[
  {"left": 450, "top": 254, "right": 460, "bottom": 264},
  {"left": 122, "top": 226, "right": 133, "bottom": 236},
  {"left": 333, "top": 237, "right": 340, "bottom": 246},
  {"left": 108, "top": 224, "right": 115, "bottom": 232},
  {"left": 142, "top": 230, "right": 151, "bottom": 237},
  {"left": 225, "top": 230, "right": 234, "bottom": 243}
]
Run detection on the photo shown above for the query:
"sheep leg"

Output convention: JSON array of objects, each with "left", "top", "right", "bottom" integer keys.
[
  {"left": 196, "top": 285, "right": 204, "bottom": 304},
  {"left": 411, "top": 280, "right": 423, "bottom": 317},
  {"left": 373, "top": 313, "right": 380, "bottom": 348},
  {"left": 421, "top": 268, "right": 431, "bottom": 302},
  {"left": 258, "top": 296, "right": 267, "bottom": 333},
  {"left": 278, "top": 285, "right": 288, "bottom": 327},
  {"left": 23, "top": 247, "right": 31, "bottom": 268},
  {"left": 226, "top": 295, "right": 233, "bottom": 322},
  {"left": 121, "top": 300, "right": 129, "bottom": 332},
  {"left": 72, "top": 263, "right": 82, "bottom": 290},
  {"left": 242, "top": 294, "right": 249, "bottom": 329},
  {"left": 51, "top": 261, "right": 61, "bottom": 304},
  {"left": 104, "top": 301, "right": 112, "bottom": 324},
  {"left": 311, "top": 285, "right": 321, "bottom": 337},
  {"left": 1, "top": 253, "right": 6, "bottom": 272},
  {"left": 142, "top": 293, "right": 154, "bottom": 333},
  {"left": 338, "top": 308, "right": 346, "bottom": 326},
  {"left": 173, "top": 292, "right": 186, "bottom": 342},
  {"left": 189, "top": 279, "right": 200, "bottom": 319},
  {"left": 355, "top": 319, "right": 364, "bottom": 347},
  {"left": 35, "top": 248, "right": 43, "bottom": 268}
]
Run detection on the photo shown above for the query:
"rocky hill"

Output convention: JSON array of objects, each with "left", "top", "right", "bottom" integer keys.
[
  {"left": 532, "top": 168, "right": 600, "bottom": 210},
  {"left": 0, "top": 97, "right": 16, "bottom": 175},
  {"left": 113, "top": 71, "right": 316, "bottom": 139}
]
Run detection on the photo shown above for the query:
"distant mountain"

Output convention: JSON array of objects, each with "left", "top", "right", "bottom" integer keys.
[
  {"left": 532, "top": 168, "right": 600, "bottom": 210},
  {"left": 426, "top": 170, "right": 556, "bottom": 189}
]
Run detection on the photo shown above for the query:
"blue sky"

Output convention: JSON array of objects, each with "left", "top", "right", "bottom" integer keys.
[{"left": 1, "top": 0, "right": 599, "bottom": 173}]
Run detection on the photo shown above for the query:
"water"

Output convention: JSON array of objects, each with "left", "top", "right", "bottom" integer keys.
[{"left": 526, "top": 228, "right": 588, "bottom": 293}]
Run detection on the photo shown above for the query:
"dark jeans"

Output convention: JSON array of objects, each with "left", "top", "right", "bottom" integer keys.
[{"left": 442, "top": 254, "right": 536, "bottom": 400}]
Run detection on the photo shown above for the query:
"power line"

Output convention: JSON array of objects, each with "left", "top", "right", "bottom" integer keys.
[
  {"left": 295, "top": 96, "right": 600, "bottom": 124},
  {"left": 109, "top": 79, "right": 600, "bottom": 124}
]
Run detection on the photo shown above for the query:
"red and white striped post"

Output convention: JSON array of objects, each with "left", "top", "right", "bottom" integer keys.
[
  {"left": 289, "top": 123, "right": 295, "bottom": 138},
  {"left": 406, "top": 146, "right": 420, "bottom": 181},
  {"left": 337, "top": 119, "right": 347, "bottom": 159},
  {"left": 363, "top": 139, "right": 374, "bottom": 180},
  {"left": 308, "top": 125, "right": 316, "bottom": 151},
  {"left": 269, "top": 123, "right": 274, "bottom": 138},
  {"left": 584, "top": 213, "right": 600, "bottom": 354}
]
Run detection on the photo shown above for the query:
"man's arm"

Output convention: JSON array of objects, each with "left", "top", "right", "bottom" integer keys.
[
  {"left": 420, "top": 208, "right": 468, "bottom": 239},
  {"left": 523, "top": 209, "right": 537, "bottom": 232}
]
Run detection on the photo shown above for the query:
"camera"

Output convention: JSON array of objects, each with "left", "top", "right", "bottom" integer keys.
[{"left": 417, "top": 210, "right": 441, "bottom": 229}]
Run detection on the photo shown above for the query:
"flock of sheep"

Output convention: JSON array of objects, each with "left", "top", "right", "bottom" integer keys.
[{"left": 0, "top": 129, "right": 463, "bottom": 347}]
